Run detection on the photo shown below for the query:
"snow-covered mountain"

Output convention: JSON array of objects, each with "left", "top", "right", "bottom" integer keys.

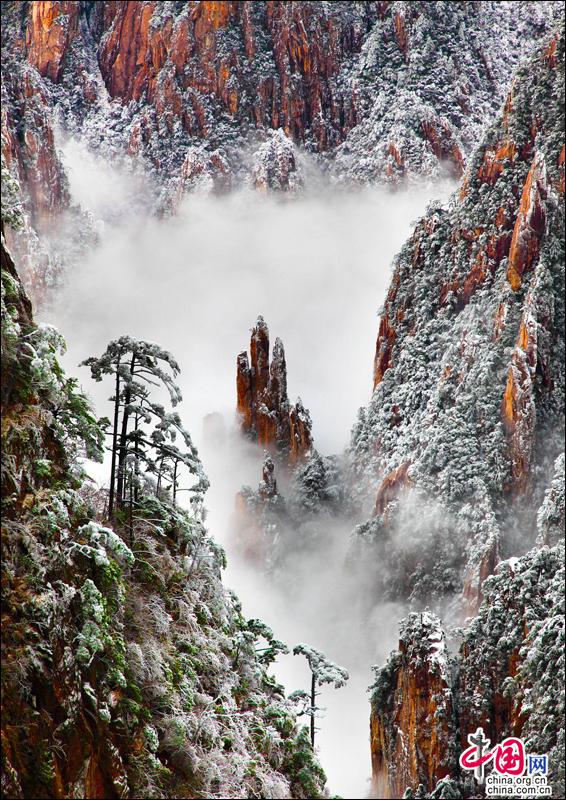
[
  {"left": 1, "top": 1, "right": 562, "bottom": 302},
  {"left": 228, "top": 19, "right": 565, "bottom": 798},
  {"left": 1, "top": 4, "right": 564, "bottom": 800}
]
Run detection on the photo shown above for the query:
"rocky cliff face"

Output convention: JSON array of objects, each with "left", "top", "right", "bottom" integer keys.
[
  {"left": 1, "top": 2, "right": 562, "bottom": 302},
  {"left": 370, "top": 612, "right": 455, "bottom": 799},
  {"left": 237, "top": 316, "right": 313, "bottom": 466},
  {"left": 95, "top": 0, "right": 375, "bottom": 150},
  {"left": 362, "top": 24, "right": 565, "bottom": 799},
  {"left": 350, "top": 22, "right": 565, "bottom": 612},
  {"left": 0, "top": 52, "right": 75, "bottom": 303},
  {"left": 371, "top": 545, "right": 565, "bottom": 798},
  {"left": 9, "top": 0, "right": 558, "bottom": 182},
  {"left": 0, "top": 233, "right": 326, "bottom": 799}
]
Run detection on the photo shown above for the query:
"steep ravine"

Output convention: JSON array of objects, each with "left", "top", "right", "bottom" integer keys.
[{"left": 38, "top": 174, "right": 450, "bottom": 797}]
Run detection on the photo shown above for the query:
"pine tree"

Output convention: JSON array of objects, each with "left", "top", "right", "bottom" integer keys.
[
  {"left": 290, "top": 644, "right": 349, "bottom": 747},
  {"left": 82, "top": 337, "right": 207, "bottom": 521}
]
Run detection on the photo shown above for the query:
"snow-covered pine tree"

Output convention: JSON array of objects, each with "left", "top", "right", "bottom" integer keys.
[{"left": 291, "top": 644, "right": 349, "bottom": 747}]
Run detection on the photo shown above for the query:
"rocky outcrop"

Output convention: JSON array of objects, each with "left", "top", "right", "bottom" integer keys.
[
  {"left": 373, "top": 316, "right": 396, "bottom": 389},
  {"left": 1, "top": 59, "right": 69, "bottom": 236},
  {"left": 237, "top": 317, "right": 312, "bottom": 466},
  {"left": 365, "top": 29, "right": 564, "bottom": 797},
  {"left": 14, "top": 0, "right": 376, "bottom": 154},
  {"left": 370, "top": 612, "right": 455, "bottom": 798},
  {"left": 507, "top": 154, "right": 548, "bottom": 291},
  {"left": 252, "top": 129, "right": 302, "bottom": 193},
  {"left": 289, "top": 400, "right": 312, "bottom": 468},
  {"left": 172, "top": 146, "right": 232, "bottom": 203},
  {"left": 374, "top": 461, "right": 411, "bottom": 516},
  {"left": 501, "top": 311, "right": 538, "bottom": 493},
  {"left": 462, "top": 532, "right": 500, "bottom": 616},
  {"left": 1, "top": 37, "right": 75, "bottom": 305},
  {"left": 372, "top": 545, "right": 565, "bottom": 798},
  {"left": 233, "top": 454, "right": 284, "bottom": 566},
  {"left": 26, "top": 1, "right": 80, "bottom": 82}
]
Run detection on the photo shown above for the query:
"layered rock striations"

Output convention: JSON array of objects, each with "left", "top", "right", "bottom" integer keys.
[
  {"left": 350, "top": 23, "right": 565, "bottom": 611},
  {"left": 237, "top": 316, "right": 312, "bottom": 466},
  {"left": 95, "top": 0, "right": 376, "bottom": 150}
]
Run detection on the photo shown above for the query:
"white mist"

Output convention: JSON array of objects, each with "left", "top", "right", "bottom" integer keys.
[{"left": 42, "top": 140, "right": 453, "bottom": 797}]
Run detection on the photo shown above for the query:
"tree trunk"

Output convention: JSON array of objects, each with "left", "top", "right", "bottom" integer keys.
[
  {"left": 310, "top": 673, "right": 316, "bottom": 748},
  {"left": 129, "top": 475, "right": 134, "bottom": 547},
  {"left": 116, "top": 353, "right": 135, "bottom": 508},
  {"left": 156, "top": 454, "right": 164, "bottom": 497},
  {"left": 108, "top": 361, "right": 121, "bottom": 519},
  {"left": 133, "top": 412, "right": 140, "bottom": 505},
  {"left": 173, "top": 459, "right": 178, "bottom": 503}
]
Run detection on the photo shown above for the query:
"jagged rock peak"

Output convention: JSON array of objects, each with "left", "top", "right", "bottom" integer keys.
[{"left": 236, "top": 316, "right": 312, "bottom": 465}]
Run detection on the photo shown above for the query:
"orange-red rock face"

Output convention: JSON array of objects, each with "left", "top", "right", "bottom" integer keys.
[
  {"left": 501, "top": 313, "right": 538, "bottom": 492},
  {"left": 374, "top": 461, "right": 411, "bottom": 516},
  {"left": 457, "top": 633, "right": 523, "bottom": 754},
  {"left": 1, "top": 62, "right": 71, "bottom": 305},
  {"left": 370, "top": 615, "right": 455, "bottom": 798},
  {"left": 557, "top": 144, "right": 565, "bottom": 194},
  {"left": 2, "top": 70, "right": 69, "bottom": 234},
  {"left": 236, "top": 317, "right": 312, "bottom": 464},
  {"left": 477, "top": 140, "right": 517, "bottom": 185},
  {"left": 507, "top": 154, "right": 548, "bottom": 291},
  {"left": 373, "top": 315, "right": 397, "bottom": 389},
  {"left": 26, "top": 1, "right": 80, "bottom": 81},
  {"left": 421, "top": 119, "right": 465, "bottom": 179},
  {"left": 90, "top": 1, "right": 377, "bottom": 148}
]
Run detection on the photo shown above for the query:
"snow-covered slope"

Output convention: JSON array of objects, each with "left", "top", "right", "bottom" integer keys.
[
  {"left": 349, "top": 21, "right": 565, "bottom": 612},
  {"left": 358, "top": 24, "right": 565, "bottom": 798},
  {"left": 0, "top": 228, "right": 327, "bottom": 800}
]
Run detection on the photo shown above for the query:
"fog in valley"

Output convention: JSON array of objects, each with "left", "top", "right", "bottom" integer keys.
[{"left": 40, "top": 139, "right": 454, "bottom": 797}]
